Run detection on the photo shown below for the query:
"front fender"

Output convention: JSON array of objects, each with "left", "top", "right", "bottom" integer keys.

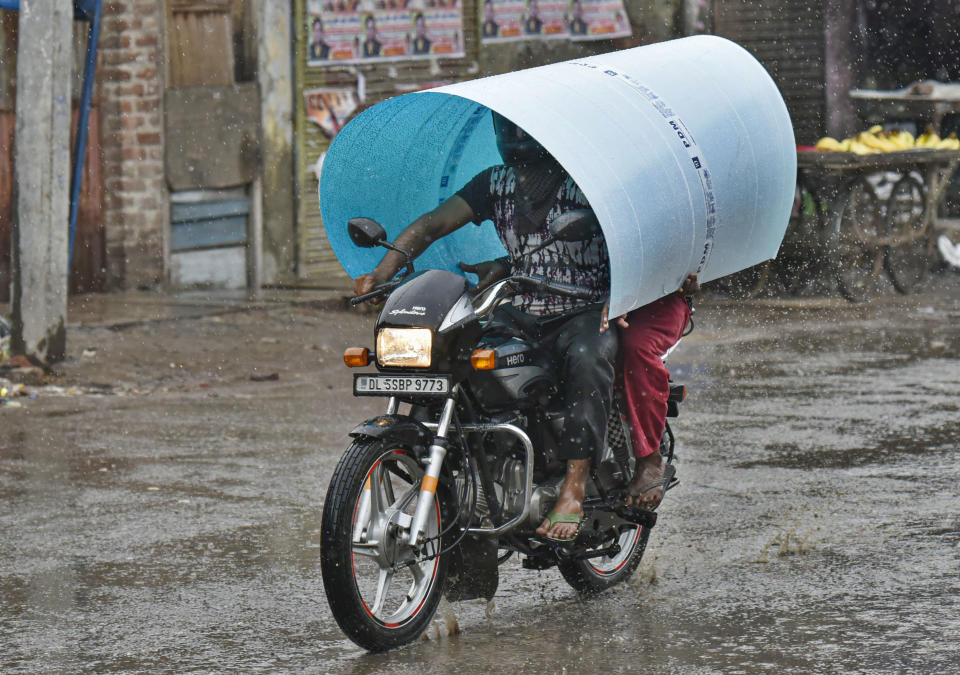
[{"left": 349, "top": 414, "right": 433, "bottom": 454}]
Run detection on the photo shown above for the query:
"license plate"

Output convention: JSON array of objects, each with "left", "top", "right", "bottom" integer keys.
[{"left": 353, "top": 374, "right": 451, "bottom": 396}]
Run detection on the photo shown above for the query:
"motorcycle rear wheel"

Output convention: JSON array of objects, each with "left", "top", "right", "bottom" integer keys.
[
  {"left": 556, "top": 520, "right": 650, "bottom": 596},
  {"left": 320, "top": 438, "right": 449, "bottom": 652}
]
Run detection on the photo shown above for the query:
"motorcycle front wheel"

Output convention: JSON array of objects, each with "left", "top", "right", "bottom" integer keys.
[{"left": 321, "top": 438, "right": 449, "bottom": 651}]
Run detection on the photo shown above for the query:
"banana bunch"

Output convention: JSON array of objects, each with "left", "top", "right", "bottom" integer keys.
[
  {"left": 916, "top": 126, "right": 960, "bottom": 149},
  {"left": 814, "top": 136, "right": 851, "bottom": 152},
  {"left": 815, "top": 125, "right": 960, "bottom": 153}
]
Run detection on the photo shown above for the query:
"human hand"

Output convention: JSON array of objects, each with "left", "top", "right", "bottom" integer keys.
[
  {"left": 600, "top": 301, "right": 629, "bottom": 334},
  {"left": 459, "top": 259, "right": 510, "bottom": 295},
  {"left": 353, "top": 273, "right": 384, "bottom": 304},
  {"left": 680, "top": 273, "right": 700, "bottom": 296}
]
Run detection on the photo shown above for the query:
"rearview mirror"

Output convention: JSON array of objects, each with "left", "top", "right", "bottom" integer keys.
[
  {"left": 548, "top": 209, "right": 600, "bottom": 242},
  {"left": 348, "top": 217, "right": 387, "bottom": 248}
]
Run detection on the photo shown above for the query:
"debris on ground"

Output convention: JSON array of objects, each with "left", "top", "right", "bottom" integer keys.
[
  {"left": 0, "top": 380, "right": 36, "bottom": 408},
  {"left": 938, "top": 234, "right": 960, "bottom": 269},
  {"left": 0, "top": 375, "right": 122, "bottom": 409}
]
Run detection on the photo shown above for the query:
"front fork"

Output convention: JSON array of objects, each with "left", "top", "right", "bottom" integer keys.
[
  {"left": 351, "top": 392, "right": 457, "bottom": 550},
  {"left": 407, "top": 391, "right": 457, "bottom": 546}
]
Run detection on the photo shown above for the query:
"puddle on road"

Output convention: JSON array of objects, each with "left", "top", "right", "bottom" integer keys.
[{"left": 738, "top": 422, "right": 959, "bottom": 470}]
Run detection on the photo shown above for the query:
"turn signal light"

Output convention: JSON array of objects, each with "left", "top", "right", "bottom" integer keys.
[
  {"left": 344, "top": 347, "right": 370, "bottom": 367},
  {"left": 471, "top": 349, "right": 496, "bottom": 370}
]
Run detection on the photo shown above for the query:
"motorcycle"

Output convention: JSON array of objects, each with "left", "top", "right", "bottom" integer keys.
[{"left": 320, "top": 211, "right": 686, "bottom": 651}]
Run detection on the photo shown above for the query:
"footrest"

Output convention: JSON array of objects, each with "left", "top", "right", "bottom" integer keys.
[
  {"left": 522, "top": 555, "right": 557, "bottom": 570},
  {"left": 614, "top": 504, "right": 658, "bottom": 529}
]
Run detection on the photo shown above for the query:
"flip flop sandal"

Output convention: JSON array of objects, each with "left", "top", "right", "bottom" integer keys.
[
  {"left": 540, "top": 511, "right": 584, "bottom": 543},
  {"left": 628, "top": 464, "right": 678, "bottom": 508}
]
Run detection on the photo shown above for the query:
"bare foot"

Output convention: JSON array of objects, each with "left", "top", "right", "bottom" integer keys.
[
  {"left": 537, "top": 459, "right": 588, "bottom": 540},
  {"left": 625, "top": 452, "right": 667, "bottom": 509}
]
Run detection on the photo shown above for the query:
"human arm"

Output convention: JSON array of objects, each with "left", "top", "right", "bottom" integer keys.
[{"left": 353, "top": 194, "right": 476, "bottom": 297}]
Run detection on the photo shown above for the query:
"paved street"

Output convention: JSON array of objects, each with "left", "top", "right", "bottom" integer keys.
[{"left": 2, "top": 278, "right": 959, "bottom": 672}]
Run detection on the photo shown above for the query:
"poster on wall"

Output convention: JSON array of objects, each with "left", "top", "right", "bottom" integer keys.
[
  {"left": 479, "top": 0, "right": 630, "bottom": 43},
  {"left": 304, "top": 87, "right": 361, "bottom": 137},
  {"left": 307, "top": 0, "right": 465, "bottom": 66}
]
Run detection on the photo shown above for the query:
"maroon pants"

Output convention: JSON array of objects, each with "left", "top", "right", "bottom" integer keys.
[{"left": 620, "top": 293, "right": 691, "bottom": 458}]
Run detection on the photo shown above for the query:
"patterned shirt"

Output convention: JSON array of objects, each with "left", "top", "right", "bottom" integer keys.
[{"left": 457, "top": 165, "right": 610, "bottom": 317}]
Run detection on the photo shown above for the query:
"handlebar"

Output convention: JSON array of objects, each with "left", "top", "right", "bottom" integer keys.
[
  {"left": 472, "top": 274, "right": 598, "bottom": 318},
  {"left": 350, "top": 272, "right": 593, "bottom": 312},
  {"left": 512, "top": 274, "right": 595, "bottom": 300},
  {"left": 349, "top": 280, "right": 401, "bottom": 306}
]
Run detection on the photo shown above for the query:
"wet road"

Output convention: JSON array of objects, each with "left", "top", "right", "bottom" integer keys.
[{"left": 2, "top": 284, "right": 959, "bottom": 672}]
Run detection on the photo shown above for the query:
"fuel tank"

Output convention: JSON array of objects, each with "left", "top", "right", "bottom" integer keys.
[{"left": 469, "top": 336, "right": 554, "bottom": 412}]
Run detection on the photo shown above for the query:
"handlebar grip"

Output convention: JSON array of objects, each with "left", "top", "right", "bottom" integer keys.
[
  {"left": 349, "top": 281, "right": 400, "bottom": 306},
  {"left": 349, "top": 290, "right": 381, "bottom": 306},
  {"left": 515, "top": 274, "right": 594, "bottom": 300},
  {"left": 542, "top": 280, "right": 595, "bottom": 300}
]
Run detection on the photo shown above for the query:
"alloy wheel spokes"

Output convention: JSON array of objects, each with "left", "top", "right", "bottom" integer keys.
[
  {"left": 353, "top": 489, "right": 372, "bottom": 543},
  {"left": 368, "top": 462, "right": 385, "bottom": 518},
  {"left": 351, "top": 541, "right": 381, "bottom": 558},
  {"left": 393, "top": 561, "right": 431, "bottom": 620},
  {"left": 351, "top": 450, "right": 441, "bottom": 624},
  {"left": 382, "top": 465, "right": 397, "bottom": 505},
  {"left": 353, "top": 461, "right": 394, "bottom": 546},
  {"left": 592, "top": 526, "right": 639, "bottom": 572},
  {"left": 371, "top": 568, "right": 394, "bottom": 616}
]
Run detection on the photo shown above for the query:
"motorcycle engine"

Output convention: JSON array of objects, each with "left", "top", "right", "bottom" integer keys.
[
  {"left": 458, "top": 457, "right": 562, "bottom": 529},
  {"left": 497, "top": 458, "right": 526, "bottom": 516}
]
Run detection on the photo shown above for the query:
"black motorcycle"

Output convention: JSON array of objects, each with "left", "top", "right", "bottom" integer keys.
[{"left": 320, "top": 211, "right": 686, "bottom": 651}]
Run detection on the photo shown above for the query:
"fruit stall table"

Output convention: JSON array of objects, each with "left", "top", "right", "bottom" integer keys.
[{"left": 787, "top": 148, "right": 960, "bottom": 302}]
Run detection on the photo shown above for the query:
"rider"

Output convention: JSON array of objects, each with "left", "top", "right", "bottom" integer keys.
[
  {"left": 458, "top": 120, "right": 698, "bottom": 517},
  {"left": 354, "top": 111, "right": 691, "bottom": 540},
  {"left": 603, "top": 277, "right": 697, "bottom": 509}
]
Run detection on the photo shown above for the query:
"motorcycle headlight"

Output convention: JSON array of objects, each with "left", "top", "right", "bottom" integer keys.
[{"left": 376, "top": 327, "right": 432, "bottom": 368}]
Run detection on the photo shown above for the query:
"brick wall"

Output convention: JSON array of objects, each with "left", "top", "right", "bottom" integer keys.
[{"left": 98, "top": 1, "right": 166, "bottom": 290}]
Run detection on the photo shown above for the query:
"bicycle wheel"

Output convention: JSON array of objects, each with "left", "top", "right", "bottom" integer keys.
[
  {"left": 884, "top": 173, "right": 929, "bottom": 294},
  {"left": 773, "top": 181, "right": 825, "bottom": 296},
  {"left": 827, "top": 176, "right": 884, "bottom": 302}
]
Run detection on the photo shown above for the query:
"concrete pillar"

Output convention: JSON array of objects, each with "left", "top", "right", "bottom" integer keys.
[
  {"left": 682, "top": 0, "right": 712, "bottom": 35},
  {"left": 825, "top": 0, "right": 857, "bottom": 139},
  {"left": 11, "top": 0, "right": 73, "bottom": 365},
  {"left": 255, "top": 0, "right": 296, "bottom": 284}
]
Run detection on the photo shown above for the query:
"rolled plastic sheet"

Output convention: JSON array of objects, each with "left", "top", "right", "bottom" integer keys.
[{"left": 320, "top": 35, "right": 796, "bottom": 316}]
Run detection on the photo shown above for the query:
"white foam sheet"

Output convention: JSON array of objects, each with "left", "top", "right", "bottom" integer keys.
[{"left": 320, "top": 35, "right": 796, "bottom": 316}]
